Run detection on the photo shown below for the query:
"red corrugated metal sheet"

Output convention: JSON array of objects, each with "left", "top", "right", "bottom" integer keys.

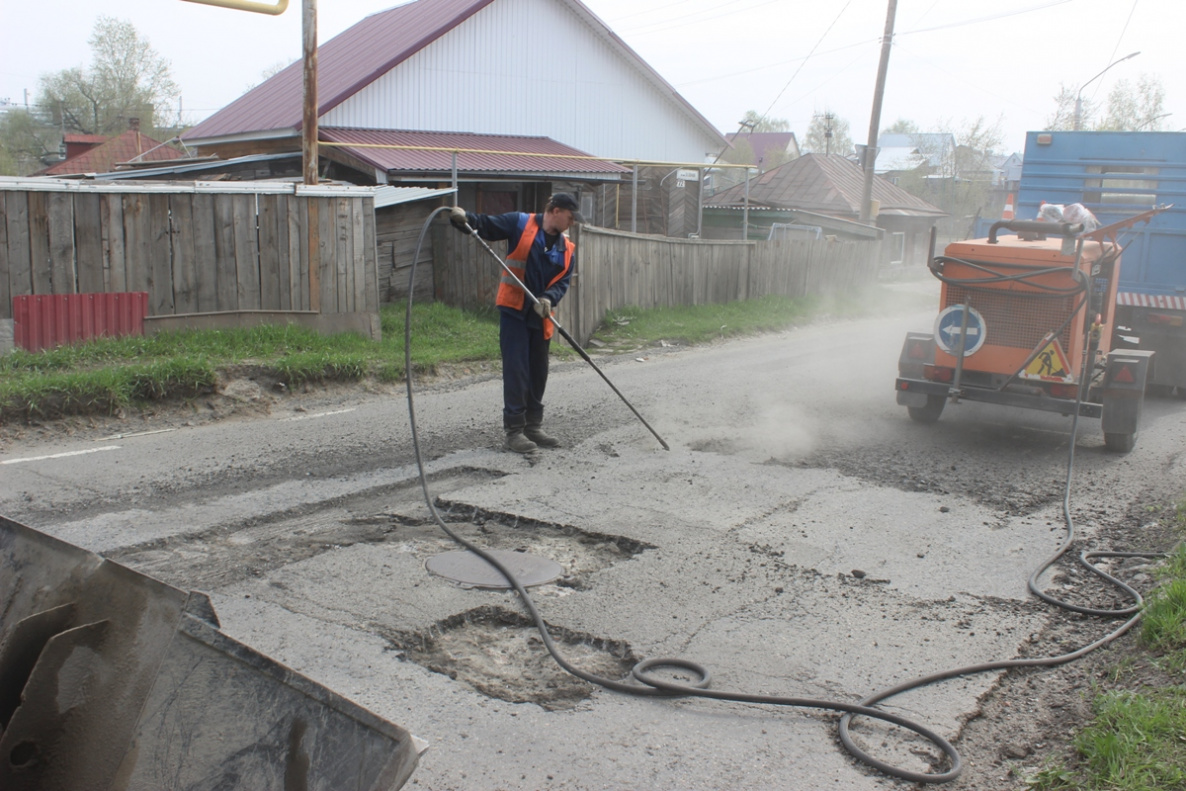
[
  {"left": 12, "top": 293, "right": 148, "bottom": 353},
  {"left": 321, "top": 128, "right": 630, "bottom": 174},
  {"left": 183, "top": 0, "right": 495, "bottom": 141}
]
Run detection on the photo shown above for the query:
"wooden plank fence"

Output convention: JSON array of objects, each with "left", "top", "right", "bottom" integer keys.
[
  {"left": 431, "top": 222, "right": 883, "bottom": 344},
  {"left": 0, "top": 180, "right": 380, "bottom": 338}
]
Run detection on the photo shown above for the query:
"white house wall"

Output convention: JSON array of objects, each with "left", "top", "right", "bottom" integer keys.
[{"left": 320, "top": 0, "right": 721, "bottom": 164}]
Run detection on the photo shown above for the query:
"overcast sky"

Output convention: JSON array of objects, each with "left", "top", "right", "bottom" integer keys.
[{"left": 1, "top": 0, "right": 1178, "bottom": 156}]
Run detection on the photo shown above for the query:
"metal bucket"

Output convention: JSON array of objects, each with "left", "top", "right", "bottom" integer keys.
[{"left": 0, "top": 515, "right": 422, "bottom": 790}]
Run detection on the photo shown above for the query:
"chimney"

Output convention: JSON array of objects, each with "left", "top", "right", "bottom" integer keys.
[
  {"left": 129, "top": 117, "right": 142, "bottom": 155},
  {"left": 63, "top": 135, "right": 103, "bottom": 161}
]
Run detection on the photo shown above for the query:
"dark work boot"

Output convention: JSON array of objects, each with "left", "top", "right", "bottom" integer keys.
[
  {"left": 504, "top": 414, "right": 538, "bottom": 454},
  {"left": 524, "top": 411, "right": 561, "bottom": 448}
]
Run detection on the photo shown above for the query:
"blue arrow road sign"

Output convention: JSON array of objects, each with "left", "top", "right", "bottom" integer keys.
[{"left": 933, "top": 305, "right": 986, "bottom": 356}]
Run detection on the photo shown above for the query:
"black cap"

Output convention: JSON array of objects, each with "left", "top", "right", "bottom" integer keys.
[{"left": 547, "top": 192, "right": 584, "bottom": 223}]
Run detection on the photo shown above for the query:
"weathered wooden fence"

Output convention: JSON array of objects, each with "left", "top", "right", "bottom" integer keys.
[
  {"left": 0, "top": 179, "right": 380, "bottom": 338},
  {"left": 432, "top": 222, "right": 883, "bottom": 343}
]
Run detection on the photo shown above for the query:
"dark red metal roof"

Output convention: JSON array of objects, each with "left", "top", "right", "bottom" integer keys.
[
  {"left": 39, "top": 130, "right": 184, "bottom": 176},
  {"left": 321, "top": 128, "right": 629, "bottom": 174},
  {"left": 183, "top": 0, "right": 495, "bottom": 141},
  {"left": 707, "top": 153, "right": 945, "bottom": 218}
]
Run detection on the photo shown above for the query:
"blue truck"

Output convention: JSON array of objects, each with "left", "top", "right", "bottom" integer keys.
[{"left": 1015, "top": 131, "right": 1186, "bottom": 392}]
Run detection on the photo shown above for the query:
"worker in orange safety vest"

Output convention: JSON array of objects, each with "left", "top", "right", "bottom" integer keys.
[{"left": 450, "top": 193, "right": 580, "bottom": 453}]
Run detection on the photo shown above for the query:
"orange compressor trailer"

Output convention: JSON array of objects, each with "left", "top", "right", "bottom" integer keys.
[{"left": 896, "top": 216, "right": 1159, "bottom": 453}]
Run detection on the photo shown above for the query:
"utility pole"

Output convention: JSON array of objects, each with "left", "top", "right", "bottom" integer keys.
[
  {"left": 860, "top": 0, "right": 897, "bottom": 224},
  {"left": 809, "top": 113, "right": 836, "bottom": 155},
  {"left": 302, "top": 0, "right": 319, "bottom": 185}
]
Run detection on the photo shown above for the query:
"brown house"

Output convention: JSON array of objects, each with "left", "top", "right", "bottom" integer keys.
[
  {"left": 36, "top": 120, "right": 185, "bottom": 177},
  {"left": 704, "top": 153, "right": 946, "bottom": 266}
]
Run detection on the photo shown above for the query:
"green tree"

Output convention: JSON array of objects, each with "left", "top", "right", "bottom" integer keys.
[
  {"left": 39, "top": 16, "right": 179, "bottom": 136},
  {"left": 802, "top": 112, "right": 852, "bottom": 156},
  {"left": 0, "top": 109, "right": 60, "bottom": 175},
  {"left": 1046, "top": 74, "right": 1166, "bottom": 131},
  {"left": 881, "top": 118, "right": 919, "bottom": 136},
  {"left": 737, "top": 109, "right": 791, "bottom": 133},
  {"left": 0, "top": 17, "right": 180, "bottom": 175},
  {"left": 1098, "top": 75, "right": 1168, "bottom": 131},
  {"left": 1045, "top": 84, "right": 1081, "bottom": 130},
  {"left": 716, "top": 111, "right": 796, "bottom": 189}
]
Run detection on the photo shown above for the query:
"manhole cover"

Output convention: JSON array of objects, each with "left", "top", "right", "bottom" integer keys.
[{"left": 425, "top": 550, "right": 564, "bottom": 589}]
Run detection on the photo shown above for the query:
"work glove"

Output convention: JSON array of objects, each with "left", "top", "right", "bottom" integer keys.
[
  {"left": 449, "top": 206, "right": 470, "bottom": 232},
  {"left": 533, "top": 298, "right": 552, "bottom": 319}
]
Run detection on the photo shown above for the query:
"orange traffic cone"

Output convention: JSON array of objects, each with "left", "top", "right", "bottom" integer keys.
[{"left": 1003, "top": 193, "right": 1015, "bottom": 220}]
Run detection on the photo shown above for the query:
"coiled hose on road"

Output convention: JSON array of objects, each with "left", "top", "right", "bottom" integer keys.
[{"left": 403, "top": 206, "right": 1163, "bottom": 784}]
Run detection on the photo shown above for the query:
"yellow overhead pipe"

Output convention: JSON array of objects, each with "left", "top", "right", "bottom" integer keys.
[{"left": 180, "top": 0, "right": 288, "bottom": 15}]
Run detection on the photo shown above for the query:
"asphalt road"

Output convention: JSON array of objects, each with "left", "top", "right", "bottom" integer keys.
[{"left": 3, "top": 287, "right": 1184, "bottom": 790}]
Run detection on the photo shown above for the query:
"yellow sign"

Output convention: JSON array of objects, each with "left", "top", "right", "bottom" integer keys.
[{"left": 1020, "top": 338, "right": 1075, "bottom": 383}]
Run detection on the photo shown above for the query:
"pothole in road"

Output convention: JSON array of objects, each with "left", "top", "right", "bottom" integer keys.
[
  {"left": 423, "top": 502, "right": 655, "bottom": 589},
  {"left": 108, "top": 467, "right": 653, "bottom": 594},
  {"left": 384, "top": 605, "right": 638, "bottom": 710}
]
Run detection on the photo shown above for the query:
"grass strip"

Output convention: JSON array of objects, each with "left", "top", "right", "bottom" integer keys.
[
  {"left": 0, "top": 357, "right": 218, "bottom": 419},
  {"left": 0, "top": 285, "right": 917, "bottom": 421},
  {"left": 1072, "top": 689, "right": 1186, "bottom": 790}
]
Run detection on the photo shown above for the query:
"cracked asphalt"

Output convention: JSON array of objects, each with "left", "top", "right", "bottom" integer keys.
[{"left": 3, "top": 280, "right": 1184, "bottom": 789}]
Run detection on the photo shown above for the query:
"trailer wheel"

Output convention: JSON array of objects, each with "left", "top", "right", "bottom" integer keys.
[
  {"left": 908, "top": 395, "right": 945, "bottom": 424},
  {"left": 1104, "top": 432, "right": 1135, "bottom": 453}
]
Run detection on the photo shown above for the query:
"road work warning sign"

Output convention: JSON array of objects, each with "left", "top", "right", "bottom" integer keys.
[{"left": 1019, "top": 338, "right": 1075, "bottom": 383}]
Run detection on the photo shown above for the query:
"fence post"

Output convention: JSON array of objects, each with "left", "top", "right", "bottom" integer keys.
[
  {"left": 743, "top": 170, "right": 751, "bottom": 240},
  {"left": 631, "top": 165, "right": 638, "bottom": 234}
]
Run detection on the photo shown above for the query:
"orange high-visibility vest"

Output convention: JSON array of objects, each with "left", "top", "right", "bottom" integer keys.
[{"left": 495, "top": 213, "right": 574, "bottom": 340}]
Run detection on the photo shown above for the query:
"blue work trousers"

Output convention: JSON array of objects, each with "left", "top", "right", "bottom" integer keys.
[{"left": 500, "top": 311, "right": 550, "bottom": 421}]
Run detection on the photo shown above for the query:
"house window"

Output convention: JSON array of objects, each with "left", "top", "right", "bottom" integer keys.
[{"left": 888, "top": 232, "right": 905, "bottom": 265}]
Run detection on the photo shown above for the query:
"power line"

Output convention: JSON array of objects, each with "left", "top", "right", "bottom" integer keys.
[
  {"left": 676, "top": 38, "right": 874, "bottom": 88},
  {"left": 1095, "top": 0, "right": 1140, "bottom": 103},
  {"left": 676, "top": 0, "right": 1074, "bottom": 91},
  {"left": 890, "top": 37, "right": 1050, "bottom": 120},
  {"left": 758, "top": 1, "right": 853, "bottom": 124},
  {"left": 896, "top": 0, "right": 1075, "bottom": 37}
]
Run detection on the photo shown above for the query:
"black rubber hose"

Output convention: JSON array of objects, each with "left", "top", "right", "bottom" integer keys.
[
  {"left": 838, "top": 258, "right": 1164, "bottom": 774},
  {"left": 929, "top": 254, "right": 1088, "bottom": 296},
  {"left": 403, "top": 207, "right": 1162, "bottom": 784}
]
